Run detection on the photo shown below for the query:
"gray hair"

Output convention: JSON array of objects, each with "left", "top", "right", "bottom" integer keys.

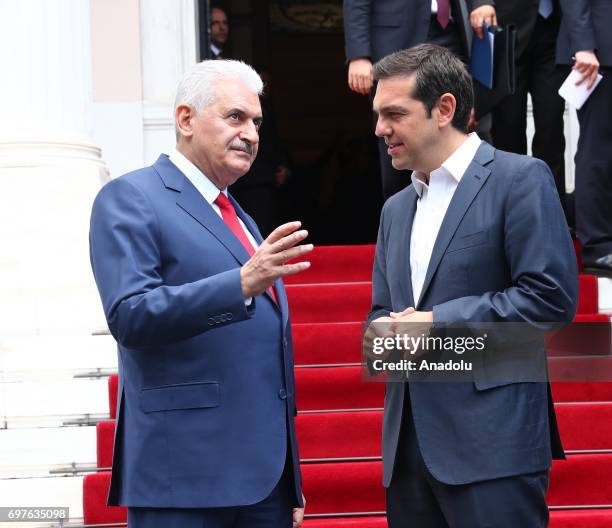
[{"left": 174, "top": 60, "right": 264, "bottom": 136}]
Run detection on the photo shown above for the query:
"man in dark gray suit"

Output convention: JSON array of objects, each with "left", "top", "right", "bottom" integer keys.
[
  {"left": 557, "top": 0, "right": 612, "bottom": 275},
  {"left": 367, "top": 44, "right": 577, "bottom": 527},
  {"left": 343, "top": 0, "right": 477, "bottom": 199}
]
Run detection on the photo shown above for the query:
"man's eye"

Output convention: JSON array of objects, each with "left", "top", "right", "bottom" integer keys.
[{"left": 229, "top": 113, "right": 240, "bottom": 120}]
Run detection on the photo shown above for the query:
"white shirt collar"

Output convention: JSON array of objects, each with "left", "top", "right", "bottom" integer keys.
[
  {"left": 168, "top": 148, "right": 226, "bottom": 204},
  {"left": 211, "top": 44, "right": 222, "bottom": 57},
  {"left": 411, "top": 132, "right": 482, "bottom": 197}
]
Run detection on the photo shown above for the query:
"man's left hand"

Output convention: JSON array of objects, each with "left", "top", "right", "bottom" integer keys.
[{"left": 293, "top": 495, "right": 305, "bottom": 528}]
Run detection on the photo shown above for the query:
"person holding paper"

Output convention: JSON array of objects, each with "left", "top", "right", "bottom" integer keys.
[{"left": 557, "top": 0, "right": 612, "bottom": 276}]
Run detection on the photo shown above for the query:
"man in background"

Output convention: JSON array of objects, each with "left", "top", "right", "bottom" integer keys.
[
  {"left": 210, "top": 5, "right": 229, "bottom": 58},
  {"left": 90, "top": 60, "right": 309, "bottom": 528},
  {"left": 557, "top": 0, "right": 612, "bottom": 275}
]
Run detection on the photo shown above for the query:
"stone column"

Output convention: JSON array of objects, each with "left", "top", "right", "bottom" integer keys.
[{"left": 0, "top": 0, "right": 109, "bottom": 336}]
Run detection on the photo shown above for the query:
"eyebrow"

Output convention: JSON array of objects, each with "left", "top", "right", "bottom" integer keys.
[
  {"left": 375, "top": 105, "right": 408, "bottom": 115},
  {"left": 225, "top": 107, "right": 263, "bottom": 125}
]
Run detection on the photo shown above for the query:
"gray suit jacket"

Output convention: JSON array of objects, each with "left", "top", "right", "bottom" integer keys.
[{"left": 369, "top": 142, "right": 578, "bottom": 486}]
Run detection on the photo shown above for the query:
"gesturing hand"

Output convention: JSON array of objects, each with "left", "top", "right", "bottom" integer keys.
[{"left": 240, "top": 221, "right": 313, "bottom": 298}]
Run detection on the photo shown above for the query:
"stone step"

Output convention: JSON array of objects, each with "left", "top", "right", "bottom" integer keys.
[
  {"left": 0, "top": 426, "right": 96, "bottom": 478},
  {"left": 0, "top": 333, "right": 117, "bottom": 373},
  {"left": 0, "top": 475, "right": 84, "bottom": 521},
  {"left": 1, "top": 378, "right": 108, "bottom": 420}
]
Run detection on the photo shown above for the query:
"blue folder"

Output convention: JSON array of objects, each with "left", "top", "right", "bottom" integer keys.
[{"left": 471, "top": 23, "right": 495, "bottom": 89}]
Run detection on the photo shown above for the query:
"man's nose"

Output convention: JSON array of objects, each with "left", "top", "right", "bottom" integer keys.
[
  {"left": 374, "top": 117, "right": 389, "bottom": 138},
  {"left": 240, "top": 121, "right": 259, "bottom": 143}
]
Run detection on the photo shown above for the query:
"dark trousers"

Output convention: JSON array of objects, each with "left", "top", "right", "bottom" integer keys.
[
  {"left": 575, "top": 66, "right": 612, "bottom": 262},
  {"left": 386, "top": 392, "right": 550, "bottom": 528},
  {"left": 128, "top": 463, "right": 294, "bottom": 528},
  {"left": 491, "top": 15, "right": 568, "bottom": 216}
]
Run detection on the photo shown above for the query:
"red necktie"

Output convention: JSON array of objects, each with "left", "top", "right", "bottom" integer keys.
[
  {"left": 437, "top": 0, "right": 450, "bottom": 29},
  {"left": 214, "top": 192, "right": 278, "bottom": 305}
]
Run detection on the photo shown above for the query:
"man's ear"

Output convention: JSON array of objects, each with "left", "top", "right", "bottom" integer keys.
[
  {"left": 436, "top": 93, "right": 457, "bottom": 129},
  {"left": 176, "top": 104, "right": 195, "bottom": 139}
]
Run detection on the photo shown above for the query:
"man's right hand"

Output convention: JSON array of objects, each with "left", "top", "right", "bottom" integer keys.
[
  {"left": 573, "top": 50, "right": 600, "bottom": 90},
  {"left": 240, "top": 221, "right": 313, "bottom": 298},
  {"left": 470, "top": 5, "right": 497, "bottom": 39},
  {"left": 348, "top": 57, "right": 374, "bottom": 95},
  {"left": 363, "top": 316, "right": 397, "bottom": 360}
]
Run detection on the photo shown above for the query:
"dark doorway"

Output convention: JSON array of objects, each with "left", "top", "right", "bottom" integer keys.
[{"left": 198, "top": 0, "right": 384, "bottom": 245}]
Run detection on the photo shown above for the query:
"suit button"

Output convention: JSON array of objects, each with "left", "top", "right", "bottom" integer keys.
[
  {"left": 278, "top": 389, "right": 287, "bottom": 400},
  {"left": 227, "top": 313, "right": 233, "bottom": 321}
]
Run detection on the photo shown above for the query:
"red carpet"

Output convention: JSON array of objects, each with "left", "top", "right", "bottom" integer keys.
[
  {"left": 89, "top": 245, "right": 612, "bottom": 527},
  {"left": 285, "top": 245, "right": 376, "bottom": 285},
  {"left": 286, "top": 275, "right": 600, "bottom": 325},
  {"left": 85, "top": 454, "right": 612, "bottom": 522},
  {"left": 293, "top": 322, "right": 363, "bottom": 365},
  {"left": 97, "top": 400, "right": 612, "bottom": 470}
]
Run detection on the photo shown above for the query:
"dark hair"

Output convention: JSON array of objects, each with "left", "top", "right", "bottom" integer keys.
[{"left": 373, "top": 44, "right": 473, "bottom": 133}]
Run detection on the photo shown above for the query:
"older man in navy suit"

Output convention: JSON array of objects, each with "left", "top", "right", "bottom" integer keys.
[
  {"left": 89, "top": 60, "right": 310, "bottom": 528},
  {"left": 367, "top": 44, "right": 577, "bottom": 527}
]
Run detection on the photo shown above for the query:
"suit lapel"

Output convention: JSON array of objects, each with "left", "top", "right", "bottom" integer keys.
[
  {"left": 399, "top": 190, "right": 418, "bottom": 309},
  {"left": 416, "top": 143, "right": 493, "bottom": 307},
  {"left": 154, "top": 155, "right": 285, "bottom": 317},
  {"left": 153, "top": 155, "right": 252, "bottom": 266}
]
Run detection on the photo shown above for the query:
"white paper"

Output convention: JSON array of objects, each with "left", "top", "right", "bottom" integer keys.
[{"left": 558, "top": 69, "right": 603, "bottom": 110}]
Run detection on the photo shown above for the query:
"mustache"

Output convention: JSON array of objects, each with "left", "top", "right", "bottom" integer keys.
[{"left": 229, "top": 140, "right": 253, "bottom": 156}]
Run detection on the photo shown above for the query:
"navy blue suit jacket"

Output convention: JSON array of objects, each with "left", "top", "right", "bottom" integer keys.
[
  {"left": 90, "top": 155, "right": 301, "bottom": 508},
  {"left": 369, "top": 142, "right": 578, "bottom": 486}
]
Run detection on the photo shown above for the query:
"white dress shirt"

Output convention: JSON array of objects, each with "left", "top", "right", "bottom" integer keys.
[
  {"left": 410, "top": 133, "right": 482, "bottom": 305},
  {"left": 168, "top": 148, "right": 258, "bottom": 250}
]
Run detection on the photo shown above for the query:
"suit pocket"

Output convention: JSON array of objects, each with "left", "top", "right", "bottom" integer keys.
[
  {"left": 446, "top": 230, "right": 488, "bottom": 253},
  {"left": 140, "top": 381, "right": 220, "bottom": 412}
]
